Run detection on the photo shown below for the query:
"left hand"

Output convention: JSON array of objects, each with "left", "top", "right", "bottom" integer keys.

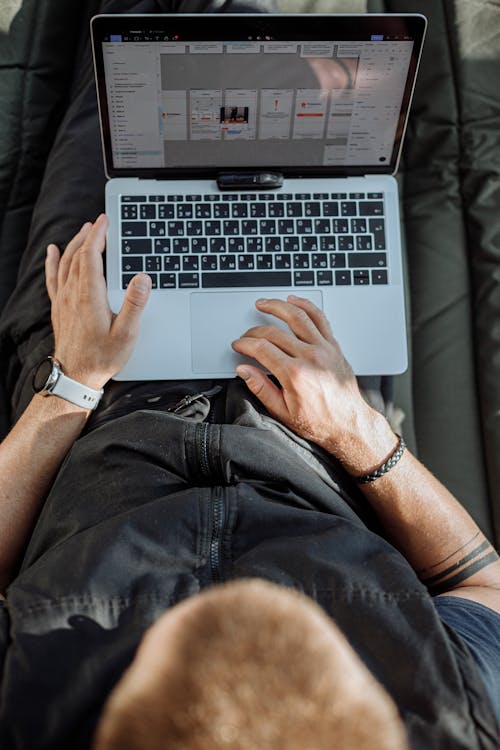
[
  {"left": 231, "top": 296, "right": 375, "bottom": 456},
  {"left": 45, "top": 214, "right": 151, "bottom": 389}
]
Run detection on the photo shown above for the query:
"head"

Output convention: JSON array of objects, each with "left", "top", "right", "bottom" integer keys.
[{"left": 93, "top": 579, "right": 408, "bottom": 750}]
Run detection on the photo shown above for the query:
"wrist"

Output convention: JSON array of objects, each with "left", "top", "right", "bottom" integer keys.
[{"left": 324, "top": 405, "right": 398, "bottom": 477}]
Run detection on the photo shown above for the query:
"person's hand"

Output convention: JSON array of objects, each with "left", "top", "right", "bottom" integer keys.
[
  {"left": 232, "top": 296, "right": 388, "bottom": 464},
  {"left": 45, "top": 214, "right": 151, "bottom": 390}
]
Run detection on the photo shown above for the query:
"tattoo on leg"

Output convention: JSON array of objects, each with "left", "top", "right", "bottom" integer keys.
[{"left": 420, "top": 536, "right": 500, "bottom": 595}]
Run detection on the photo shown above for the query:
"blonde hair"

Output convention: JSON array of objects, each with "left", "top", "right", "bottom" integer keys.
[{"left": 93, "top": 579, "right": 408, "bottom": 750}]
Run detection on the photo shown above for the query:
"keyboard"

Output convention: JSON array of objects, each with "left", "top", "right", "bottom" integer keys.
[{"left": 119, "top": 191, "right": 388, "bottom": 291}]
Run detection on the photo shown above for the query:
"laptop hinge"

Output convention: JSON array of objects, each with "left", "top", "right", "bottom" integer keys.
[{"left": 217, "top": 172, "right": 284, "bottom": 191}]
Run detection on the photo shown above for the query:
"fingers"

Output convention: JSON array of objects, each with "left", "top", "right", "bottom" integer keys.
[
  {"left": 254, "top": 297, "right": 326, "bottom": 344},
  {"left": 236, "top": 364, "right": 287, "bottom": 419},
  {"left": 232, "top": 334, "right": 292, "bottom": 382},
  {"left": 112, "top": 273, "right": 152, "bottom": 344},
  {"left": 45, "top": 244, "right": 60, "bottom": 302},
  {"left": 286, "top": 295, "right": 334, "bottom": 342},
  {"left": 58, "top": 221, "right": 93, "bottom": 287},
  {"left": 238, "top": 323, "right": 307, "bottom": 358}
]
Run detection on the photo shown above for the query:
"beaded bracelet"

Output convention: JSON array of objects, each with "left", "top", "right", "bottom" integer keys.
[{"left": 355, "top": 435, "right": 406, "bottom": 484}]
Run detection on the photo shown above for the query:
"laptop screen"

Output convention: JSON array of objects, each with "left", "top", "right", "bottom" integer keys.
[{"left": 92, "top": 14, "right": 426, "bottom": 178}]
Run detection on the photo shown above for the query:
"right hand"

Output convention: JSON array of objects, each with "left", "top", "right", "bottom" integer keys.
[
  {"left": 45, "top": 214, "right": 151, "bottom": 390},
  {"left": 231, "top": 296, "right": 377, "bottom": 456}
]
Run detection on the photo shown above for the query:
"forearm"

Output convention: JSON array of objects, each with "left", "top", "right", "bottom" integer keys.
[
  {"left": 0, "top": 394, "right": 89, "bottom": 592},
  {"left": 328, "top": 407, "right": 500, "bottom": 595}
]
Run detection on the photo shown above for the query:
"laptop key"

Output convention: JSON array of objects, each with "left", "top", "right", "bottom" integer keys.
[
  {"left": 317, "top": 270, "right": 333, "bottom": 285},
  {"left": 122, "top": 239, "right": 152, "bottom": 254},
  {"left": 349, "top": 252, "right": 387, "bottom": 268},
  {"left": 259, "top": 220, "right": 276, "bottom": 235},
  {"left": 353, "top": 270, "right": 370, "bottom": 285},
  {"left": 164, "top": 257, "right": 180, "bottom": 271},
  {"left": 167, "top": 221, "right": 184, "bottom": 236},
  {"left": 201, "top": 271, "right": 292, "bottom": 288},
  {"left": 278, "top": 219, "right": 294, "bottom": 234},
  {"left": 286, "top": 202, "right": 303, "bottom": 217},
  {"left": 242, "top": 220, "right": 258, "bottom": 235},
  {"left": 186, "top": 221, "right": 203, "bottom": 236},
  {"left": 296, "top": 219, "right": 313, "bottom": 234},
  {"left": 158, "top": 204, "right": 175, "bottom": 219},
  {"left": 179, "top": 273, "right": 199, "bottom": 288},
  {"left": 159, "top": 273, "right": 176, "bottom": 288},
  {"left": 268, "top": 202, "right": 284, "bottom": 217},
  {"left": 356, "top": 235, "right": 373, "bottom": 251},
  {"left": 329, "top": 253, "right": 346, "bottom": 268},
  {"left": 369, "top": 218, "right": 386, "bottom": 249},
  {"left": 195, "top": 204, "right": 211, "bottom": 218},
  {"left": 214, "top": 204, "right": 230, "bottom": 218},
  {"left": 183, "top": 256, "right": 199, "bottom": 271},
  {"left": 338, "top": 236, "right": 354, "bottom": 251},
  {"left": 372, "top": 269, "right": 388, "bottom": 284},
  {"left": 293, "top": 254, "right": 309, "bottom": 269},
  {"left": 205, "top": 220, "right": 221, "bottom": 236},
  {"left": 154, "top": 238, "right": 170, "bottom": 254},
  {"left": 202, "top": 256, "right": 218, "bottom": 271},
  {"left": 275, "top": 254, "right": 291, "bottom": 269},
  {"left": 219, "top": 255, "right": 236, "bottom": 271},
  {"left": 246, "top": 237, "right": 263, "bottom": 253},
  {"left": 314, "top": 219, "right": 330, "bottom": 234},
  {"left": 122, "top": 257, "right": 143, "bottom": 272},
  {"left": 190, "top": 238, "right": 208, "bottom": 253},
  {"left": 177, "top": 204, "right": 193, "bottom": 219},
  {"left": 122, "top": 195, "right": 146, "bottom": 203},
  {"left": 283, "top": 236, "right": 299, "bottom": 252},
  {"left": 232, "top": 203, "right": 248, "bottom": 218},
  {"left": 323, "top": 202, "right": 339, "bottom": 217},
  {"left": 332, "top": 219, "right": 349, "bottom": 234},
  {"left": 250, "top": 203, "right": 266, "bottom": 218},
  {"left": 146, "top": 274, "right": 158, "bottom": 289},
  {"left": 140, "top": 204, "right": 156, "bottom": 219},
  {"left": 301, "top": 237, "right": 318, "bottom": 252},
  {"left": 294, "top": 271, "right": 314, "bottom": 286},
  {"left": 223, "top": 220, "right": 240, "bottom": 235},
  {"left": 320, "top": 236, "right": 336, "bottom": 252},
  {"left": 335, "top": 270, "right": 351, "bottom": 285},
  {"left": 121, "top": 205, "right": 138, "bottom": 220},
  {"left": 238, "top": 255, "right": 255, "bottom": 270},
  {"left": 257, "top": 255, "right": 273, "bottom": 270},
  {"left": 359, "top": 201, "right": 384, "bottom": 216},
  {"left": 228, "top": 238, "right": 245, "bottom": 253},
  {"left": 210, "top": 237, "right": 226, "bottom": 253},
  {"left": 149, "top": 221, "right": 166, "bottom": 236},
  {"left": 173, "top": 238, "right": 190, "bottom": 254},
  {"left": 304, "top": 202, "right": 320, "bottom": 217},
  {"left": 351, "top": 218, "right": 367, "bottom": 233},
  {"left": 145, "top": 256, "right": 161, "bottom": 272},
  {"left": 265, "top": 237, "right": 282, "bottom": 253},
  {"left": 341, "top": 202, "right": 357, "bottom": 217},
  {"left": 312, "top": 253, "right": 328, "bottom": 269},
  {"left": 122, "top": 221, "right": 147, "bottom": 237}
]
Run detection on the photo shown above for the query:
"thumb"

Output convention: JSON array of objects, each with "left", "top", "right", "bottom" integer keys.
[
  {"left": 113, "top": 273, "right": 152, "bottom": 339},
  {"left": 236, "top": 364, "right": 286, "bottom": 419}
]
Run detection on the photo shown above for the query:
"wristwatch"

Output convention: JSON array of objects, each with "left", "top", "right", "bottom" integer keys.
[{"left": 32, "top": 356, "right": 103, "bottom": 411}]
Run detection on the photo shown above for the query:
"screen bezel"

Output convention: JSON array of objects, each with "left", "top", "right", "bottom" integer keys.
[{"left": 91, "top": 13, "right": 427, "bottom": 180}]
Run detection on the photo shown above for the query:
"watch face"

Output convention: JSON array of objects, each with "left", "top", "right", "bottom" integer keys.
[{"left": 32, "top": 357, "right": 56, "bottom": 393}]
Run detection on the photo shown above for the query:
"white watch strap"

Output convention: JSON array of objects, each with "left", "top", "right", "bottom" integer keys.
[{"left": 50, "top": 371, "right": 103, "bottom": 410}]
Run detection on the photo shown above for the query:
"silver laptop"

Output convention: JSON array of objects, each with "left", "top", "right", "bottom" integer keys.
[{"left": 91, "top": 13, "right": 426, "bottom": 379}]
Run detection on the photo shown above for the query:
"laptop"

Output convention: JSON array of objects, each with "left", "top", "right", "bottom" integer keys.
[{"left": 91, "top": 13, "right": 426, "bottom": 379}]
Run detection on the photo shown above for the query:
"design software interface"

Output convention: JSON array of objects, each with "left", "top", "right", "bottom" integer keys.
[{"left": 102, "top": 36, "right": 413, "bottom": 170}]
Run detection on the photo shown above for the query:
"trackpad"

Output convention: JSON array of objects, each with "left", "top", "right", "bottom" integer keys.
[{"left": 190, "top": 290, "right": 323, "bottom": 374}]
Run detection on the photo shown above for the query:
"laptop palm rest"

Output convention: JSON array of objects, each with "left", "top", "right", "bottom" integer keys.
[{"left": 190, "top": 290, "right": 323, "bottom": 374}]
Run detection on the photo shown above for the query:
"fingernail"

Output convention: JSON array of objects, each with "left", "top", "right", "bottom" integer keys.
[
  {"left": 46, "top": 244, "right": 55, "bottom": 256},
  {"left": 256, "top": 298, "right": 268, "bottom": 305},
  {"left": 288, "top": 294, "right": 298, "bottom": 300},
  {"left": 132, "top": 274, "right": 151, "bottom": 293},
  {"left": 237, "top": 367, "right": 251, "bottom": 381}
]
